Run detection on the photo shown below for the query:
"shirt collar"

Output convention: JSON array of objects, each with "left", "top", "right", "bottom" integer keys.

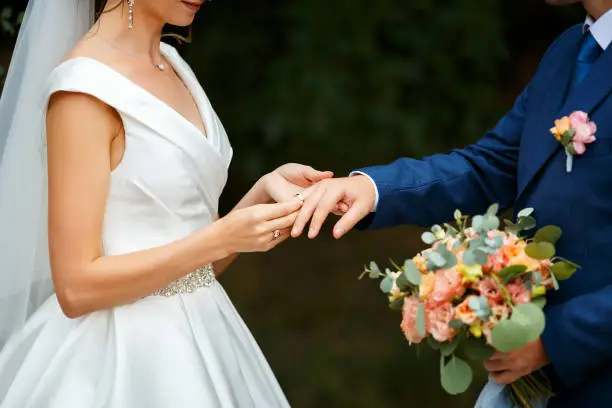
[{"left": 585, "top": 9, "right": 612, "bottom": 50}]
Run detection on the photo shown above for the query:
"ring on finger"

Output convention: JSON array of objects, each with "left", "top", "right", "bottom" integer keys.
[{"left": 273, "top": 230, "right": 281, "bottom": 240}]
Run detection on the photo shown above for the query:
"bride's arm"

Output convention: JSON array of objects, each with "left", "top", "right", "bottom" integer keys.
[{"left": 47, "top": 92, "right": 301, "bottom": 318}]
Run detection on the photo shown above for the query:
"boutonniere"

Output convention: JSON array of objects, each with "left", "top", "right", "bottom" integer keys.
[{"left": 550, "top": 111, "right": 597, "bottom": 173}]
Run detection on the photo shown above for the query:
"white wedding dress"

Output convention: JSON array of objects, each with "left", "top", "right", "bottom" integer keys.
[{"left": 0, "top": 43, "right": 290, "bottom": 408}]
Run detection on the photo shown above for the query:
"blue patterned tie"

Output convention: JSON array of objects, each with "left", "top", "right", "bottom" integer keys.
[{"left": 568, "top": 29, "right": 603, "bottom": 93}]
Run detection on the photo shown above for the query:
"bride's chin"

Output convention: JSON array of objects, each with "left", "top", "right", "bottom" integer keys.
[{"left": 167, "top": 16, "right": 197, "bottom": 28}]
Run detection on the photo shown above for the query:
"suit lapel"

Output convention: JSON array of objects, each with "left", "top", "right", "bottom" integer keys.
[{"left": 517, "top": 33, "right": 612, "bottom": 198}]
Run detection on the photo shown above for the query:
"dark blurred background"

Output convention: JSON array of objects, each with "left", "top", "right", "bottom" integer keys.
[{"left": 0, "top": 1, "right": 584, "bottom": 407}]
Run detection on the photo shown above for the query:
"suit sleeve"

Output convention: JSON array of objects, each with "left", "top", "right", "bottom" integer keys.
[
  {"left": 542, "top": 285, "right": 612, "bottom": 388},
  {"left": 356, "top": 84, "right": 528, "bottom": 229}
]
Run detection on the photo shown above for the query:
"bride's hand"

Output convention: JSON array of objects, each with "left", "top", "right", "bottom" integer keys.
[
  {"left": 261, "top": 163, "right": 333, "bottom": 203},
  {"left": 215, "top": 198, "right": 303, "bottom": 254}
]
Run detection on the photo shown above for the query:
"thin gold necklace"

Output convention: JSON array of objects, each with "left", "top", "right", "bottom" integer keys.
[{"left": 97, "top": 34, "right": 167, "bottom": 72}]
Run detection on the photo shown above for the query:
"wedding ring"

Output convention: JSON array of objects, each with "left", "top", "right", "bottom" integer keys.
[
  {"left": 273, "top": 230, "right": 281, "bottom": 240},
  {"left": 294, "top": 192, "right": 304, "bottom": 203}
]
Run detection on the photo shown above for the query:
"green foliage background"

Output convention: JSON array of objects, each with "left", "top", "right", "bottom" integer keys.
[{"left": 0, "top": 1, "right": 583, "bottom": 407}]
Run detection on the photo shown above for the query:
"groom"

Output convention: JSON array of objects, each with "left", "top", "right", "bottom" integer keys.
[{"left": 291, "top": 0, "right": 612, "bottom": 406}]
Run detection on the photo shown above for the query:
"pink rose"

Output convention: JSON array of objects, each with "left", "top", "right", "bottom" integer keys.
[
  {"left": 427, "top": 302, "right": 456, "bottom": 343},
  {"left": 400, "top": 296, "right": 427, "bottom": 344},
  {"left": 431, "top": 268, "right": 465, "bottom": 305},
  {"left": 477, "top": 277, "right": 503, "bottom": 303},
  {"left": 569, "top": 111, "right": 597, "bottom": 155},
  {"left": 506, "top": 278, "right": 531, "bottom": 305}
]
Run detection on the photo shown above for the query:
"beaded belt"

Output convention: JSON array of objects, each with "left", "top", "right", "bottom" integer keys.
[{"left": 151, "top": 264, "right": 216, "bottom": 297}]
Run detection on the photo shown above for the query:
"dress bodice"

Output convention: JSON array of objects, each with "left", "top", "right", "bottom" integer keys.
[{"left": 45, "top": 43, "right": 233, "bottom": 256}]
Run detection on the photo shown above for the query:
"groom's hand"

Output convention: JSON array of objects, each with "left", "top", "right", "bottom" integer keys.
[
  {"left": 484, "top": 339, "right": 550, "bottom": 385},
  {"left": 291, "top": 175, "right": 376, "bottom": 239}
]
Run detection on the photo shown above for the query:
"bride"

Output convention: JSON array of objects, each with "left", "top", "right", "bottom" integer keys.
[{"left": 0, "top": 0, "right": 332, "bottom": 406}]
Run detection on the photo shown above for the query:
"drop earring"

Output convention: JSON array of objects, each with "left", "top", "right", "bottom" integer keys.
[{"left": 128, "top": 0, "right": 135, "bottom": 29}]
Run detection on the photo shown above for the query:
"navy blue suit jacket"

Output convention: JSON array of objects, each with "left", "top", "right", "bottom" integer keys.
[{"left": 358, "top": 25, "right": 612, "bottom": 407}]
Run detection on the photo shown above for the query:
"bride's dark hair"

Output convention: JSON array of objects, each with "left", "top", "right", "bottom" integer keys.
[{"left": 95, "top": 0, "right": 121, "bottom": 16}]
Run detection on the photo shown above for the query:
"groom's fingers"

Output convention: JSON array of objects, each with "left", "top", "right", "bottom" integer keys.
[
  {"left": 291, "top": 186, "right": 326, "bottom": 237},
  {"left": 490, "top": 370, "right": 518, "bottom": 386},
  {"left": 308, "top": 189, "right": 345, "bottom": 238},
  {"left": 483, "top": 358, "right": 510, "bottom": 372},
  {"left": 333, "top": 200, "right": 370, "bottom": 239}
]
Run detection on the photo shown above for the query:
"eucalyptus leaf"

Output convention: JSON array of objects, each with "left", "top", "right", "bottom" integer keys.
[
  {"left": 439, "top": 339, "right": 459, "bottom": 357},
  {"left": 368, "top": 261, "right": 381, "bottom": 279},
  {"left": 483, "top": 215, "right": 500, "bottom": 231},
  {"left": 533, "top": 225, "right": 562, "bottom": 244},
  {"left": 487, "top": 203, "right": 500, "bottom": 216},
  {"left": 520, "top": 216, "right": 537, "bottom": 231},
  {"left": 498, "top": 265, "right": 527, "bottom": 283},
  {"left": 431, "top": 224, "right": 444, "bottom": 238},
  {"left": 551, "top": 261, "right": 578, "bottom": 281},
  {"left": 396, "top": 273, "right": 411, "bottom": 291},
  {"left": 525, "top": 242, "right": 555, "bottom": 260},
  {"left": 532, "top": 297, "right": 547, "bottom": 309},
  {"left": 403, "top": 260, "right": 422, "bottom": 285},
  {"left": 485, "top": 235, "right": 504, "bottom": 249},
  {"left": 463, "top": 338, "right": 495, "bottom": 361},
  {"left": 490, "top": 319, "right": 529, "bottom": 352},
  {"left": 441, "top": 357, "right": 473, "bottom": 395},
  {"left": 422, "top": 231, "right": 437, "bottom": 245},
  {"left": 444, "top": 223, "right": 458, "bottom": 237},
  {"left": 472, "top": 215, "right": 484, "bottom": 231},
  {"left": 463, "top": 249, "right": 487, "bottom": 266},
  {"left": 425, "top": 251, "right": 446, "bottom": 268},
  {"left": 416, "top": 302, "right": 426, "bottom": 337},
  {"left": 511, "top": 303, "right": 546, "bottom": 342},
  {"left": 517, "top": 208, "right": 534, "bottom": 218},
  {"left": 379, "top": 276, "right": 394, "bottom": 294}
]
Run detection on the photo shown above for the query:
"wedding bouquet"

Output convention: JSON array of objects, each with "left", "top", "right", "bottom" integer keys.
[{"left": 361, "top": 205, "right": 579, "bottom": 408}]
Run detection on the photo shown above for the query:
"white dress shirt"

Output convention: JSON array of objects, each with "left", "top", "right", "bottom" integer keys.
[{"left": 586, "top": 9, "right": 612, "bottom": 50}]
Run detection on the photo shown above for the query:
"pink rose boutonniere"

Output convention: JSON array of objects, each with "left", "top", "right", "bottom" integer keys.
[{"left": 550, "top": 111, "right": 597, "bottom": 173}]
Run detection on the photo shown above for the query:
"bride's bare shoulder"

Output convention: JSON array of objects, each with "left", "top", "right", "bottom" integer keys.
[{"left": 62, "top": 32, "right": 132, "bottom": 73}]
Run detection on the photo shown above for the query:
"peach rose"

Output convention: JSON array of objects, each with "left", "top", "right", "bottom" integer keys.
[
  {"left": 431, "top": 268, "right": 465, "bottom": 304},
  {"left": 455, "top": 296, "right": 479, "bottom": 326},
  {"left": 550, "top": 116, "right": 571, "bottom": 141},
  {"left": 419, "top": 272, "right": 436, "bottom": 301},
  {"left": 400, "top": 296, "right": 427, "bottom": 344},
  {"left": 427, "top": 302, "right": 457, "bottom": 343}
]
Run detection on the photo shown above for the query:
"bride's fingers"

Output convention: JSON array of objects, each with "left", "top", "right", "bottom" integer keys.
[
  {"left": 265, "top": 228, "right": 292, "bottom": 250},
  {"left": 304, "top": 168, "right": 334, "bottom": 184},
  {"left": 265, "top": 211, "right": 299, "bottom": 232},
  {"left": 259, "top": 198, "right": 303, "bottom": 221}
]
